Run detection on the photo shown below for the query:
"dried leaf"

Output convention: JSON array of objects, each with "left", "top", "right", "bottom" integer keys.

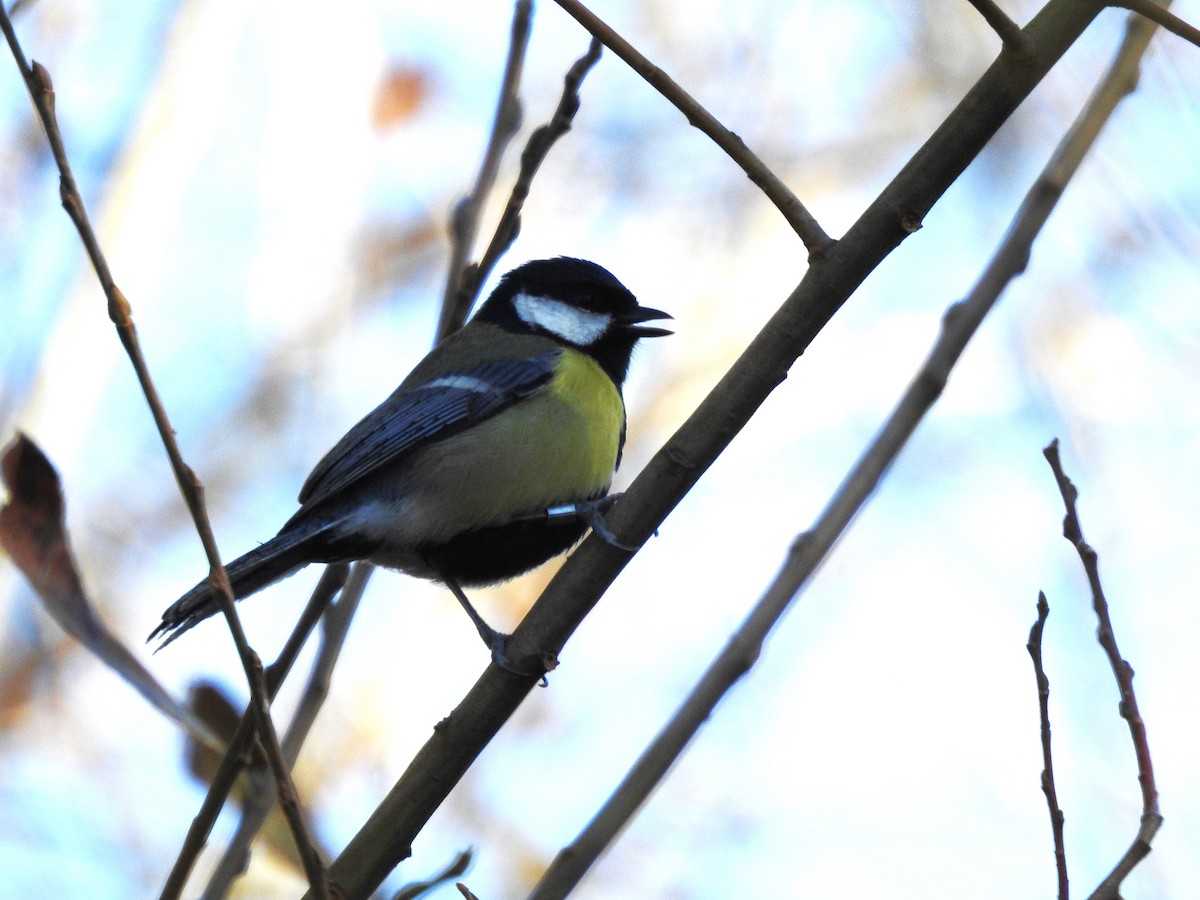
[
  {"left": 372, "top": 64, "right": 429, "bottom": 129},
  {"left": 0, "top": 433, "right": 221, "bottom": 750},
  {"left": 187, "top": 681, "right": 250, "bottom": 787}
]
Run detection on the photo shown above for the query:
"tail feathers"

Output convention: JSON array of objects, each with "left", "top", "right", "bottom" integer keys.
[{"left": 150, "top": 524, "right": 328, "bottom": 649}]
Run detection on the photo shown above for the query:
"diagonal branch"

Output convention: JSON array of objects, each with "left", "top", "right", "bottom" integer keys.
[
  {"left": 311, "top": 3, "right": 1128, "bottom": 897},
  {"left": 525, "top": 2, "right": 1172, "bottom": 886},
  {"left": 156, "top": 563, "right": 352, "bottom": 899},
  {"left": 438, "top": 0, "right": 533, "bottom": 341},
  {"left": 551, "top": 0, "right": 832, "bottom": 256},
  {"left": 199, "top": 563, "right": 369, "bottom": 897}
]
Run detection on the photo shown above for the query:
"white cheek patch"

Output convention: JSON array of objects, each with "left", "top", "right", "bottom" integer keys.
[{"left": 513, "top": 292, "right": 612, "bottom": 345}]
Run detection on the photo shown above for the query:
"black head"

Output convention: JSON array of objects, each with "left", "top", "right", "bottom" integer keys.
[{"left": 476, "top": 257, "right": 672, "bottom": 385}]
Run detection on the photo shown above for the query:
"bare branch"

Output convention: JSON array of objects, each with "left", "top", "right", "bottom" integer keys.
[
  {"left": 1027, "top": 592, "right": 1069, "bottom": 900},
  {"left": 0, "top": 8, "right": 328, "bottom": 895},
  {"left": 438, "top": 0, "right": 533, "bottom": 341},
  {"left": 157, "top": 564, "right": 352, "bottom": 899},
  {"left": 314, "top": 5, "right": 1122, "bottom": 895},
  {"left": 551, "top": 0, "right": 832, "bottom": 255},
  {"left": 281, "top": 567, "right": 369, "bottom": 767},
  {"left": 466, "top": 37, "right": 604, "bottom": 308},
  {"left": 1043, "top": 442, "right": 1163, "bottom": 900},
  {"left": 524, "top": 4, "right": 1174, "bottom": 892},
  {"left": 198, "top": 564, "right": 368, "bottom": 897}
]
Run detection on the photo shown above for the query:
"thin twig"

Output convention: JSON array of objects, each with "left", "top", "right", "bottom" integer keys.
[
  {"left": 525, "top": 6, "right": 1171, "bottom": 894},
  {"left": 1043, "top": 442, "right": 1163, "bottom": 900},
  {"left": 267, "top": 563, "right": 364, "bottom": 699},
  {"left": 1028, "top": 592, "right": 1069, "bottom": 900},
  {"left": 200, "top": 564, "right": 366, "bottom": 897},
  {"left": 282, "top": 564, "right": 370, "bottom": 767},
  {"left": 551, "top": 0, "right": 832, "bottom": 256},
  {"left": 461, "top": 37, "right": 604, "bottom": 313},
  {"left": 438, "top": 0, "right": 533, "bottom": 341},
  {"left": 203, "top": 765, "right": 276, "bottom": 900},
  {"left": 158, "top": 564, "right": 351, "bottom": 899},
  {"left": 1114, "top": 0, "right": 1200, "bottom": 47},
  {"left": 0, "top": 9, "right": 329, "bottom": 897},
  {"left": 965, "top": 0, "right": 1037, "bottom": 55}
]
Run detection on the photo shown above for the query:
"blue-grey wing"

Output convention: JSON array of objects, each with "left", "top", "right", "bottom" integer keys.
[{"left": 297, "top": 351, "right": 559, "bottom": 508}]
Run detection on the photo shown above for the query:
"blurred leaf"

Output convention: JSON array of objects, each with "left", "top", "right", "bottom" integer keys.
[
  {"left": 0, "top": 433, "right": 221, "bottom": 750},
  {"left": 2, "top": 433, "right": 80, "bottom": 600},
  {"left": 0, "top": 642, "right": 53, "bottom": 729},
  {"left": 187, "top": 681, "right": 314, "bottom": 877},
  {"left": 372, "top": 63, "right": 430, "bottom": 129},
  {"left": 186, "top": 681, "right": 265, "bottom": 793},
  {"left": 356, "top": 218, "right": 442, "bottom": 301}
]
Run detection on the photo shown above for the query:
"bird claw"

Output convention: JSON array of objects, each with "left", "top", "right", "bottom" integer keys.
[{"left": 484, "top": 630, "right": 553, "bottom": 681}]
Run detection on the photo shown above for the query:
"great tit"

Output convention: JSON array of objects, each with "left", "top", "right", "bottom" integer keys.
[{"left": 151, "top": 257, "right": 671, "bottom": 658}]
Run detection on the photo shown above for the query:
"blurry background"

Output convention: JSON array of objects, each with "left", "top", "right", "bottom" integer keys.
[{"left": 2, "top": 0, "right": 1199, "bottom": 897}]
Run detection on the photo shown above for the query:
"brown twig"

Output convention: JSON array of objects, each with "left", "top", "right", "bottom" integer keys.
[
  {"left": 438, "top": 0, "right": 533, "bottom": 341},
  {"left": 461, "top": 37, "right": 604, "bottom": 314},
  {"left": 551, "top": 0, "right": 832, "bottom": 256},
  {"left": 1027, "top": 591, "right": 1069, "bottom": 900},
  {"left": 1114, "top": 0, "right": 1200, "bottom": 47},
  {"left": 157, "top": 564, "right": 351, "bottom": 899},
  {"left": 965, "top": 0, "right": 1037, "bottom": 55},
  {"left": 1042, "top": 441, "right": 1162, "bottom": 900},
  {"left": 0, "top": 9, "right": 329, "bottom": 897},
  {"left": 280, "top": 565, "right": 370, "bottom": 766},
  {"left": 200, "top": 564, "right": 367, "bottom": 897}
]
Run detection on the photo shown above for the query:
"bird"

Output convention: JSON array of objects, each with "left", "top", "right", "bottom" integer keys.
[{"left": 150, "top": 257, "right": 671, "bottom": 664}]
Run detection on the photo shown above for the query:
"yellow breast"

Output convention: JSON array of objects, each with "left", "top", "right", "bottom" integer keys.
[{"left": 402, "top": 349, "right": 625, "bottom": 536}]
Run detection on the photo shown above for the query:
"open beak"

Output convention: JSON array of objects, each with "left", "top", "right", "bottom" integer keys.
[{"left": 622, "top": 305, "right": 674, "bottom": 338}]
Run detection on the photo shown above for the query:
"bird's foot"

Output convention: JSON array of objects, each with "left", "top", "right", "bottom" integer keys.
[
  {"left": 483, "top": 629, "right": 553, "bottom": 682},
  {"left": 445, "top": 578, "right": 549, "bottom": 678}
]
